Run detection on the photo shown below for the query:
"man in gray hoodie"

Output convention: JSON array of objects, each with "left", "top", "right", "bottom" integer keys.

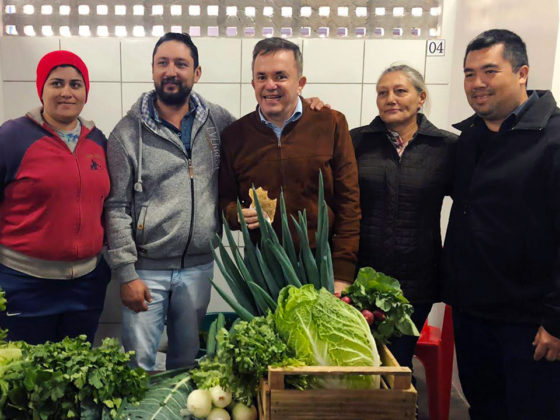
[{"left": 104, "top": 33, "right": 235, "bottom": 370}]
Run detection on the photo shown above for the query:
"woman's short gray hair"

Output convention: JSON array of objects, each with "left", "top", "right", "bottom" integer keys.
[{"left": 378, "top": 64, "right": 430, "bottom": 113}]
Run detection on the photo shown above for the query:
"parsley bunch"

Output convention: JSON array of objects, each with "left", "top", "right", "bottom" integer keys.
[
  {"left": 192, "top": 314, "right": 308, "bottom": 406},
  {"left": 0, "top": 336, "right": 148, "bottom": 419}
]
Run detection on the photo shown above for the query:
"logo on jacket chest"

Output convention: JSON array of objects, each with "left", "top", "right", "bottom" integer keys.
[{"left": 87, "top": 153, "right": 105, "bottom": 171}]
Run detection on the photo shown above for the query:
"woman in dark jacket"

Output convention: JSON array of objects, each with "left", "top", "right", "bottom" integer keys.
[{"left": 350, "top": 64, "right": 457, "bottom": 371}]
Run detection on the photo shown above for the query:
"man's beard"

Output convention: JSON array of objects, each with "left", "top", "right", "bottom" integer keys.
[{"left": 155, "top": 78, "right": 192, "bottom": 106}]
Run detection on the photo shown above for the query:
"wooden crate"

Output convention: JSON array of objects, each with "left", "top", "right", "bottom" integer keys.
[{"left": 258, "top": 344, "right": 417, "bottom": 420}]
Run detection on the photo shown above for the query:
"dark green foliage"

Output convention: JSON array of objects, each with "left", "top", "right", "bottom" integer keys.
[{"left": 212, "top": 172, "right": 334, "bottom": 319}]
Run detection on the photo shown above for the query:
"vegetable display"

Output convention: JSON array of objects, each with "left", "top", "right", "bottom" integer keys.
[{"left": 340, "top": 267, "right": 420, "bottom": 343}]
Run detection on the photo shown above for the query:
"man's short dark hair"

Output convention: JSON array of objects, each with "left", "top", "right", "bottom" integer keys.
[
  {"left": 152, "top": 32, "right": 199, "bottom": 69},
  {"left": 252, "top": 37, "right": 303, "bottom": 76},
  {"left": 464, "top": 29, "right": 528, "bottom": 71}
]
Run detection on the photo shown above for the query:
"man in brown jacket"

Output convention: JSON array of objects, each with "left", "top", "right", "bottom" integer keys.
[{"left": 219, "top": 37, "right": 360, "bottom": 293}]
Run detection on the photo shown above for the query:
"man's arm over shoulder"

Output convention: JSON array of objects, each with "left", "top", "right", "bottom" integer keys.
[
  {"left": 329, "top": 109, "right": 361, "bottom": 283},
  {"left": 104, "top": 121, "right": 140, "bottom": 284}
]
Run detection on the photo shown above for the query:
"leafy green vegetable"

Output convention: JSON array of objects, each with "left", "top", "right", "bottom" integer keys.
[
  {"left": 192, "top": 315, "right": 308, "bottom": 405},
  {"left": 0, "top": 336, "right": 148, "bottom": 420},
  {"left": 212, "top": 172, "right": 334, "bottom": 321},
  {"left": 119, "top": 369, "right": 193, "bottom": 420},
  {"left": 274, "top": 285, "right": 381, "bottom": 389},
  {"left": 342, "top": 267, "right": 419, "bottom": 343}
]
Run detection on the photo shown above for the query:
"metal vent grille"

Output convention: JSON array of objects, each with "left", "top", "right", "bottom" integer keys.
[{"left": 3, "top": 0, "right": 443, "bottom": 38}]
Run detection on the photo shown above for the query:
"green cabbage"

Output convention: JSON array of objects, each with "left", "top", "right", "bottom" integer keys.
[{"left": 274, "top": 285, "right": 381, "bottom": 389}]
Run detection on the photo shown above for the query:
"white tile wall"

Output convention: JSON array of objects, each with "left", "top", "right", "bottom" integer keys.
[
  {"left": 303, "top": 83, "right": 363, "bottom": 130},
  {"left": 60, "top": 38, "right": 121, "bottom": 82},
  {"left": 194, "top": 83, "right": 241, "bottom": 118},
  {"left": 121, "top": 39, "right": 156, "bottom": 82},
  {"left": 0, "top": 37, "right": 60, "bottom": 81},
  {"left": 99, "top": 279, "right": 122, "bottom": 323},
  {"left": 121, "top": 82, "right": 153, "bottom": 114},
  {"left": 83, "top": 82, "right": 122, "bottom": 136},
  {"left": 208, "top": 259, "right": 236, "bottom": 312},
  {"left": 360, "top": 83, "right": 377, "bottom": 127},
  {"left": 196, "top": 38, "right": 242, "bottom": 83},
  {"left": 363, "top": 40, "right": 426, "bottom": 84},
  {"left": 2, "top": 82, "right": 38, "bottom": 120},
  {"left": 240, "top": 83, "right": 257, "bottom": 116},
  {"left": 303, "top": 39, "right": 364, "bottom": 84},
  {"left": 241, "top": 39, "right": 260, "bottom": 83},
  {"left": 425, "top": 84, "right": 452, "bottom": 130},
  {"left": 425, "top": 54, "right": 452, "bottom": 85}
]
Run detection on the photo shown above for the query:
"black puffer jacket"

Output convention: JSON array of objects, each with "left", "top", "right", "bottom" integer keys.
[
  {"left": 351, "top": 114, "right": 457, "bottom": 303},
  {"left": 442, "top": 91, "right": 560, "bottom": 337}
]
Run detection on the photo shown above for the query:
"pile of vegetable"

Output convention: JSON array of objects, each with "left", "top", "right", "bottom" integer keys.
[
  {"left": 339, "top": 267, "right": 419, "bottom": 343},
  {"left": 0, "top": 288, "right": 148, "bottom": 419},
  {"left": 187, "top": 174, "right": 383, "bottom": 409},
  {"left": 191, "top": 314, "right": 308, "bottom": 408}
]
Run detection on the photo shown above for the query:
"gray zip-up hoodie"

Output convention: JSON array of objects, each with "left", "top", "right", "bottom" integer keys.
[{"left": 104, "top": 90, "right": 236, "bottom": 283}]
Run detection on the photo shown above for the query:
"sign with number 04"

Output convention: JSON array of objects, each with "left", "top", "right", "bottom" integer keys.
[{"left": 427, "top": 40, "right": 445, "bottom": 56}]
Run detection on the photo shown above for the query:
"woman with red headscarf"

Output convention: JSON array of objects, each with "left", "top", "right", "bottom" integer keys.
[{"left": 0, "top": 50, "right": 110, "bottom": 344}]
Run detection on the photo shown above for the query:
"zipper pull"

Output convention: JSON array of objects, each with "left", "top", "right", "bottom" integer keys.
[{"left": 188, "top": 158, "right": 194, "bottom": 178}]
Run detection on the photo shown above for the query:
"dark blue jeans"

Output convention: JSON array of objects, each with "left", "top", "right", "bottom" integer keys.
[
  {"left": 453, "top": 310, "right": 560, "bottom": 420},
  {"left": 0, "top": 259, "right": 110, "bottom": 344},
  {"left": 0, "top": 309, "right": 103, "bottom": 344}
]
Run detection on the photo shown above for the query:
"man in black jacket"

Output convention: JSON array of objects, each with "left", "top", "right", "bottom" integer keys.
[{"left": 443, "top": 29, "right": 560, "bottom": 420}]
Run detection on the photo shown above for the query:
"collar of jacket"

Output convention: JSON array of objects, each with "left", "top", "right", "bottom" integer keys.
[
  {"left": 453, "top": 90, "right": 559, "bottom": 132},
  {"left": 249, "top": 96, "right": 311, "bottom": 136},
  {"left": 25, "top": 106, "right": 96, "bottom": 133},
  {"left": 362, "top": 113, "right": 448, "bottom": 138},
  {"left": 139, "top": 90, "right": 209, "bottom": 132}
]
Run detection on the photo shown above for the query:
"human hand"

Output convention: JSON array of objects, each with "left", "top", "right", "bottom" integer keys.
[
  {"left": 303, "top": 96, "right": 331, "bottom": 111},
  {"left": 240, "top": 207, "right": 260, "bottom": 229},
  {"left": 533, "top": 326, "right": 560, "bottom": 361},
  {"left": 121, "top": 279, "right": 152, "bottom": 313},
  {"left": 334, "top": 279, "right": 351, "bottom": 295}
]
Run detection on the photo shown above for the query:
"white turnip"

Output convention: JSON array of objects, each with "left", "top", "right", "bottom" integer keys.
[
  {"left": 186, "top": 389, "right": 212, "bottom": 418},
  {"left": 231, "top": 402, "right": 257, "bottom": 420},
  {"left": 207, "top": 407, "right": 231, "bottom": 420},
  {"left": 210, "top": 385, "right": 232, "bottom": 408}
]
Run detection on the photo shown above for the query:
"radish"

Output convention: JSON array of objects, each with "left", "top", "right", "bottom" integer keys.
[
  {"left": 361, "top": 309, "right": 374, "bottom": 325},
  {"left": 373, "top": 309, "right": 386, "bottom": 322},
  {"left": 341, "top": 296, "right": 352, "bottom": 304}
]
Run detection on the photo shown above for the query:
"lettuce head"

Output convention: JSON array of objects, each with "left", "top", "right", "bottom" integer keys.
[{"left": 274, "top": 284, "right": 380, "bottom": 389}]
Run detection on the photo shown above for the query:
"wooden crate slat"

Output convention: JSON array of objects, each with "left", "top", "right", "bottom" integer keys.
[
  {"left": 258, "top": 344, "right": 417, "bottom": 420},
  {"left": 269, "top": 389, "right": 417, "bottom": 420}
]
